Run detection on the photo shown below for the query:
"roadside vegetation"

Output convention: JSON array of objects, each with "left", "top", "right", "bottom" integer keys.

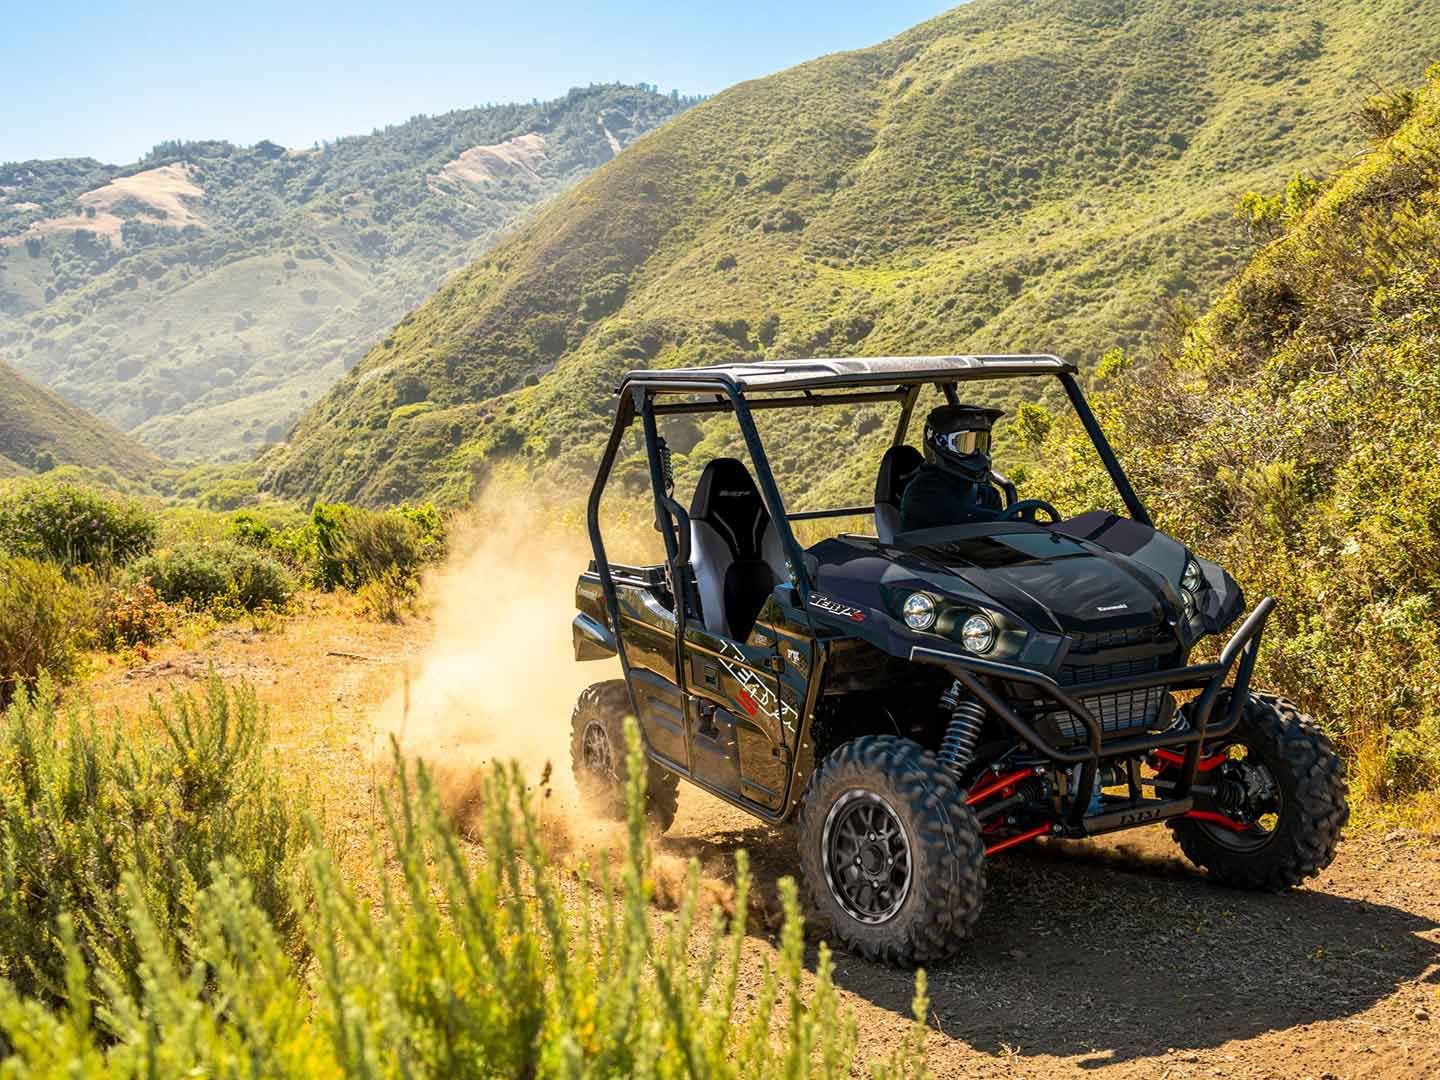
[
  {"left": 0, "top": 476, "right": 447, "bottom": 706},
  {"left": 1021, "top": 67, "right": 1440, "bottom": 818},
  {"left": 0, "top": 674, "right": 928, "bottom": 1076}
]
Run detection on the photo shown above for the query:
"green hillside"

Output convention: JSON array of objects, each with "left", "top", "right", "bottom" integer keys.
[
  {"left": 268, "top": 0, "right": 1440, "bottom": 506},
  {"left": 1026, "top": 65, "right": 1440, "bottom": 803},
  {"left": 0, "top": 85, "right": 692, "bottom": 460},
  {"left": 0, "top": 359, "right": 159, "bottom": 481}
]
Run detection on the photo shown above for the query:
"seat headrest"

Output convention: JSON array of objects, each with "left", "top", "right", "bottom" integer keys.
[
  {"left": 875, "top": 445, "right": 924, "bottom": 507},
  {"left": 690, "top": 458, "right": 770, "bottom": 560}
]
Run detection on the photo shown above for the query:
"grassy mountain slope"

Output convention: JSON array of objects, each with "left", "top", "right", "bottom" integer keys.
[
  {"left": 0, "top": 359, "right": 159, "bottom": 481},
  {"left": 1027, "top": 66, "right": 1440, "bottom": 803},
  {"left": 0, "top": 86, "right": 692, "bottom": 460},
  {"left": 269, "top": 0, "right": 1440, "bottom": 506}
]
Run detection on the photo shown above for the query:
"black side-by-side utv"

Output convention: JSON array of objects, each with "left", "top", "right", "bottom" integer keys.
[{"left": 570, "top": 355, "right": 1347, "bottom": 966}]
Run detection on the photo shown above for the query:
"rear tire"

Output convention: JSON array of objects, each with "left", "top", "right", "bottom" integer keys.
[
  {"left": 1169, "top": 692, "right": 1347, "bottom": 890},
  {"left": 797, "top": 735, "right": 986, "bottom": 968},
  {"left": 570, "top": 680, "right": 679, "bottom": 833}
]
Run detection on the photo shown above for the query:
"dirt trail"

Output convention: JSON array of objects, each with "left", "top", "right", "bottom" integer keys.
[
  {"left": 89, "top": 587, "right": 1440, "bottom": 1078},
  {"left": 668, "top": 791, "right": 1440, "bottom": 1078}
]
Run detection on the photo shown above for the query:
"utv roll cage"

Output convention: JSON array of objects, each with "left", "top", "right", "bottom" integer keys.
[{"left": 585, "top": 355, "right": 1273, "bottom": 830}]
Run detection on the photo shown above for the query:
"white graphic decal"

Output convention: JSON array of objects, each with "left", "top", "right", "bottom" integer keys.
[{"left": 715, "top": 639, "right": 800, "bottom": 735}]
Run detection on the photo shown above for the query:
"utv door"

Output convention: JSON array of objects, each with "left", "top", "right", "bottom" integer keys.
[{"left": 681, "top": 608, "right": 795, "bottom": 811}]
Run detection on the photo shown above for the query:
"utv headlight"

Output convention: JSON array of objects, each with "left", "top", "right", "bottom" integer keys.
[
  {"left": 961, "top": 613, "right": 996, "bottom": 654},
  {"left": 902, "top": 592, "right": 937, "bottom": 631},
  {"left": 1181, "top": 558, "right": 1203, "bottom": 594}
]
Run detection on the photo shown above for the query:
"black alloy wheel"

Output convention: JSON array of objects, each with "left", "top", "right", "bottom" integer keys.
[
  {"left": 797, "top": 735, "right": 986, "bottom": 967},
  {"left": 822, "top": 789, "right": 913, "bottom": 924},
  {"left": 1167, "top": 691, "right": 1347, "bottom": 890}
]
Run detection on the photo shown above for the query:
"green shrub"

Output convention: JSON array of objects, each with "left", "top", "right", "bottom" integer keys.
[
  {"left": 0, "top": 677, "right": 308, "bottom": 1014},
  {"left": 1382, "top": 716, "right": 1440, "bottom": 797},
  {"left": 0, "top": 480, "right": 157, "bottom": 567},
  {"left": 196, "top": 477, "right": 260, "bottom": 511},
  {"left": 0, "top": 557, "right": 89, "bottom": 707},
  {"left": 0, "top": 720, "right": 930, "bottom": 1076},
  {"left": 226, "top": 509, "right": 320, "bottom": 579},
  {"left": 225, "top": 510, "right": 277, "bottom": 548},
  {"left": 132, "top": 541, "right": 294, "bottom": 613},
  {"left": 355, "top": 566, "right": 419, "bottom": 622},
  {"left": 311, "top": 502, "right": 445, "bottom": 591}
]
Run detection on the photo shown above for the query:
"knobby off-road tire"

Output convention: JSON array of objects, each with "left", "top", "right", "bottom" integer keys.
[
  {"left": 797, "top": 735, "right": 986, "bottom": 967},
  {"left": 1170, "top": 692, "right": 1348, "bottom": 890},
  {"left": 570, "top": 680, "right": 679, "bottom": 833}
]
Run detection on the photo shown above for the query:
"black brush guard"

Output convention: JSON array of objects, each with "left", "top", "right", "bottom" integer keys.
[{"left": 912, "top": 598, "right": 1275, "bottom": 835}]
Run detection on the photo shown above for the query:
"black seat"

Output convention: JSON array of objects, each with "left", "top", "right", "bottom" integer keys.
[
  {"left": 688, "top": 458, "right": 788, "bottom": 639},
  {"left": 874, "top": 445, "right": 924, "bottom": 543}
]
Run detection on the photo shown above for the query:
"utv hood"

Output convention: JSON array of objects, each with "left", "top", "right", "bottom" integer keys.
[
  {"left": 903, "top": 530, "right": 1169, "bottom": 632},
  {"left": 806, "top": 513, "right": 1243, "bottom": 642}
]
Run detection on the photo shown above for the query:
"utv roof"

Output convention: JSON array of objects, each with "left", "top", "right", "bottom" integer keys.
[{"left": 620, "top": 354, "right": 1076, "bottom": 394}]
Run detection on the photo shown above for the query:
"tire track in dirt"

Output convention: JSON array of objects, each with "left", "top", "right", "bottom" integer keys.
[{"left": 666, "top": 791, "right": 1440, "bottom": 1078}]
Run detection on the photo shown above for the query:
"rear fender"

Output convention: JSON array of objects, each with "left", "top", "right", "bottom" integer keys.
[{"left": 573, "top": 612, "right": 617, "bottom": 661}]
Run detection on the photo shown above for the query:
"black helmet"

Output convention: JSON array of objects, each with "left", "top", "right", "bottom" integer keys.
[{"left": 923, "top": 404, "right": 1003, "bottom": 481}]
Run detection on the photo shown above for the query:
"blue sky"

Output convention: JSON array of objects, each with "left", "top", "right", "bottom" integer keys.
[{"left": 2, "top": 1, "right": 953, "bottom": 164}]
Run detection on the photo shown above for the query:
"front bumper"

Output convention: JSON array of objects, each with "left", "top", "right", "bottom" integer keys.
[{"left": 912, "top": 597, "right": 1275, "bottom": 830}]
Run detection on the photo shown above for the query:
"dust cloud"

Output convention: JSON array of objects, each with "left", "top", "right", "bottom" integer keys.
[
  {"left": 374, "top": 486, "right": 612, "bottom": 826},
  {"left": 369, "top": 483, "right": 749, "bottom": 921}
]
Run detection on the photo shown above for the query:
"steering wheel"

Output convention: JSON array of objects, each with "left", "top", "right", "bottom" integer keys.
[{"left": 1000, "top": 498, "right": 1062, "bottom": 524}]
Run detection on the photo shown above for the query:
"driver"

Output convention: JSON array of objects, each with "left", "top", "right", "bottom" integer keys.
[{"left": 899, "top": 404, "right": 1005, "bottom": 532}]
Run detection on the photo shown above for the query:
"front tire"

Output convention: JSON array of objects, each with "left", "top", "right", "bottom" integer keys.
[
  {"left": 1168, "top": 692, "right": 1347, "bottom": 890},
  {"left": 570, "top": 680, "right": 679, "bottom": 832},
  {"left": 797, "top": 735, "right": 986, "bottom": 967}
]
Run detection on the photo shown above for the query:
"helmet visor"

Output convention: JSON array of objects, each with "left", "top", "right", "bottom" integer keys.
[{"left": 936, "top": 429, "right": 991, "bottom": 457}]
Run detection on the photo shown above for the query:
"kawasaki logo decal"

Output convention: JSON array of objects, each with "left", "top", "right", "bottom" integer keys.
[{"left": 1096, "top": 602, "right": 1129, "bottom": 613}]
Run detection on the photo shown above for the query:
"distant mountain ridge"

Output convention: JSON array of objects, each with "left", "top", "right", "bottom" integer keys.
[
  {"left": 0, "top": 359, "right": 159, "bottom": 481},
  {"left": 266, "top": 0, "right": 1440, "bottom": 507},
  {"left": 0, "top": 85, "right": 695, "bottom": 460}
]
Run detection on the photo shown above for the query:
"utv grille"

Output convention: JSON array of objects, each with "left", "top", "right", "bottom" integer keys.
[
  {"left": 1062, "top": 655, "right": 1160, "bottom": 685},
  {"left": 1065, "top": 625, "right": 1170, "bottom": 654},
  {"left": 1049, "top": 623, "right": 1176, "bottom": 740},
  {"left": 1051, "top": 686, "right": 1170, "bottom": 742}
]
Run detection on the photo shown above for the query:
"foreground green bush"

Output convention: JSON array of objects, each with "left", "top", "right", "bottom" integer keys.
[
  {"left": 0, "top": 480, "right": 157, "bottom": 567},
  {"left": 132, "top": 541, "right": 294, "bottom": 612},
  {"left": 0, "top": 718, "right": 929, "bottom": 1076},
  {"left": 0, "top": 677, "right": 308, "bottom": 1013},
  {"left": 0, "top": 557, "right": 89, "bottom": 707}
]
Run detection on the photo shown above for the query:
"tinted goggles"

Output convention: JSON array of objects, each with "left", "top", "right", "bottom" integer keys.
[{"left": 935, "top": 429, "right": 991, "bottom": 456}]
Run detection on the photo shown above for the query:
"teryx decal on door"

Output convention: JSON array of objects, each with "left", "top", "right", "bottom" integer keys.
[{"left": 715, "top": 639, "right": 800, "bottom": 735}]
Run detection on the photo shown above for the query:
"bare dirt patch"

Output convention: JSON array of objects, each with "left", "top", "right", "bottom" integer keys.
[
  {"left": 667, "top": 794, "right": 1440, "bottom": 1078},
  {"left": 16, "top": 163, "right": 205, "bottom": 245},
  {"left": 599, "top": 116, "right": 623, "bottom": 157},
  {"left": 434, "top": 132, "right": 546, "bottom": 188}
]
